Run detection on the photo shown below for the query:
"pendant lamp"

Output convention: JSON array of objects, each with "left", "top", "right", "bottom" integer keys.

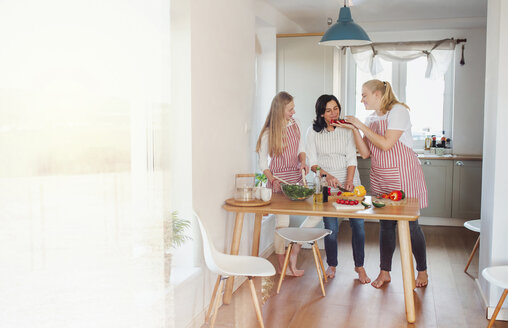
[{"left": 319, "top": 1, "right": 371, "bottom": 47}]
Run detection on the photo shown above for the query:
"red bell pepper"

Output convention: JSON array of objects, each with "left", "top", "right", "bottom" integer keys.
[{"left": 389, "top": 190, "right": 403, "bottom": 201}]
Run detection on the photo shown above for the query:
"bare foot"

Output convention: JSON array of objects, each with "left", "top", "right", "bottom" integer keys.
[
  {"left": 276, "top": 253, "right": 304, "bottom": 277},
  {"left": 288, "top": 245, "right": 304, "bottom": 276},
  {"left": 416, "top": 270, "right": 428, "bottom": 288},
  {"left": 355, "top": 266, "right": 371, "bottom": 284},
  {"left": 371, "top": 270, "right": 391, "bottom": 288},
  {"left": 325, "top": 266, "right": 336, "bottom": 278}
]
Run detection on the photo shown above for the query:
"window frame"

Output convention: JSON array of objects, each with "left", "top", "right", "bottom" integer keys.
[{"left": 343, "top": 49, "right": 455, "bottom": 150}]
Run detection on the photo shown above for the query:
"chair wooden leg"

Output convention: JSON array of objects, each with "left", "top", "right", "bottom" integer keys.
[
  {"left": 487, "top": 289, "right": 508, "bottom": 328},
  {"left": 206, "top": 275, "right": 222, "bottom": 322},
  {"left": 464, "top": 235, "right": 480, "bottom": 273},
  {"left": 314, "top": 242, "right": 327, "bottom": 283},
  {"left": 276, "top": 242, "right": 293, "bottom": 294},
  {"left": 210, "top": 277, "right": 226, "bottom": 328},
  {"left": 311, "top": 242, "right": 326, "bottom": 296},
  {"left": 248, "top": 277, "right": 265, "bottom": 328}
]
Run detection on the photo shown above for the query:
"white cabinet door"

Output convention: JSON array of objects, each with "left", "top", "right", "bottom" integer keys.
[
  {"left": 420, "top": 159, "right": 454, "bottom": 218},
  {"left": 452, "top": 160, "right": 482, "bottom": 219}
]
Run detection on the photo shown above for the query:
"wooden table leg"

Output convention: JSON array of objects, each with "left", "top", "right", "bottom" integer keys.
[
  {"left": 252, "top": 213, "right": 263, "bottom": 256},
  {"left": 223, "top": 212, "right": 244, "bottom": 304},
  {"left": 408, "top": 226, "right": 416, "bottom": 291},
  {"left": 398, "top": 220, "right": 416, "bottom": 323}
]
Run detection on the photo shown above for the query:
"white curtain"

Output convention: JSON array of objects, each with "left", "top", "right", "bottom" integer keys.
[{"left": 349, "top": 39, "right": 458, "bottom": 79}]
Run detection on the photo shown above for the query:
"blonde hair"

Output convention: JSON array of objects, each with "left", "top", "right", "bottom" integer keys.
[
  {"left": 363, "top": 80, "right": 409, "bottom": 114},
  {"left": 256, "top": 91, "right": 293, "bottom": 157}
]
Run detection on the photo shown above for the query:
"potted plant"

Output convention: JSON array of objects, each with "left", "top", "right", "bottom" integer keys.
[{"left": 167, "top": 211, "right": 192, "bottom": 254}]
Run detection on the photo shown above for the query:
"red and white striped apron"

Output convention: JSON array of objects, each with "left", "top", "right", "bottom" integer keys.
[
  {"left": 268, "top": 118, "right": 302, "bottom": 192},
  {"left": 367, "top": 117, "right": 428, "bottom": 208}
]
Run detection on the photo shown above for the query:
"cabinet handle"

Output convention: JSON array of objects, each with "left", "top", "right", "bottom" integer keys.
[
  {"left": 423, "top": 160, "right": 431, "bottom": 165},
  {"left": 456, "top": 161, "right": 464, "bottom": 166}
]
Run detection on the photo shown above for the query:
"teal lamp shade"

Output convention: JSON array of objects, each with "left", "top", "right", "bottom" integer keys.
[{"left": 319, "top": 6, "right": 371, "bottom": 47}]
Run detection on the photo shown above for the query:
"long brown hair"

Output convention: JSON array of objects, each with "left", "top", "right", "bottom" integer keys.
[
  {"left": 363, "top": 80, "right": 409, "bottom": 114},
  {"left": 256, "top": 91, "right": 293, "bottom": 157}
]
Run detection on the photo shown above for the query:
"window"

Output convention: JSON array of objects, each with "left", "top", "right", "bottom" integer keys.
[{"left": 346, "top": 50, "right": 454, "bottom": 150}]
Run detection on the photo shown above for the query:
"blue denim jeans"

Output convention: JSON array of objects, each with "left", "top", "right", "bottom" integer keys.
[
  {"left": 379, "top": 219, "right": 427, "bottom": 272},
  {"left": 323, "top": 217, "right": 365, "bottom": 267}
]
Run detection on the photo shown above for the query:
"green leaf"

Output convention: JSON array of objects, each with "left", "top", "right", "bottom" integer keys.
[
  {"left": 255, "top": 173, "right": 267, "bottom": 187},
  {"left": 169, "top": 211, "right": 192, "bottom": 249}
]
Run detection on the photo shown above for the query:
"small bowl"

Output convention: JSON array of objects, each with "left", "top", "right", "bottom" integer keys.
[{"left": 281, "top": 183, "right": 315, "bottom": 201}]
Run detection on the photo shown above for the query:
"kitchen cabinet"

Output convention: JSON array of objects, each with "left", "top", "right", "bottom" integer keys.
[
  {"left": 357, "top": 157, "right": 482, "bottom": 220},
  {"left": 357, "top": 157, "right": 371, "bottom": 195},
  {"left": 451, "top": 160, "right": 482, "bottom": 219},
  {"left": 420, "top": 159, "right": 454, "bottom": 218}
]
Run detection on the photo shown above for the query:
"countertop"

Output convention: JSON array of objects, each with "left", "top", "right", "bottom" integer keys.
[
  {"left": 417, "top": 154, "right": 482, "bottom": 161},
  {"left": 357, "top": 153, "right": 483, "bottom": 161}
]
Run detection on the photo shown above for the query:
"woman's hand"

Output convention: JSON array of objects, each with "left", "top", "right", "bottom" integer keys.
[
  {"left": 300, "top": 163, "right": 310, "bottom": 175},
  {"left": 344, "top": 180, "right": 354, "bottom": 192},
  {"left": 271, "top": 179, "right": 281, "bottom": 192},
  {"left": 326, "top": 175, "right": 340, "bottom": 188},
  {"left": 344, "top": 116, "right": 363, "bottom": 129}
]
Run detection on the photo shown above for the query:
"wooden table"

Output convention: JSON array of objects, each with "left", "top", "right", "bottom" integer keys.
[{"left": 222, "top": 194, "right": 420, "bottom": 323}]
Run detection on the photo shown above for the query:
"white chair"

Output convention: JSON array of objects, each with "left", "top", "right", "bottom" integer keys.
[
  {"left": 482, "top": 266, "right": 508, "bottom": 328},
  {"left": 276, "top": 227, "right": 332, "bottom": 296},
  {"left": 464, "top": 219, "right": 481, "bottom": 273},
  {"left": 195, "top": 212, "right": 275, "bottom": 328}
]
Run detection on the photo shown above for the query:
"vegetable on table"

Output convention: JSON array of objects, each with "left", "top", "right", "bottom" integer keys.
[
  {"left": 388, "top": 190, "right": 405, "bottom": 201},
  {"left": 353, "top": 185, "right": 367, "bottom": 197},
  {"left": 361, "top": 201, "right": 371, "bottom": 208},
  {"left": 372, "top": 200, "right": 386, "bottom": 208},
  {"left": 281, "top": 184, "right": 314, "bottom": 200}
]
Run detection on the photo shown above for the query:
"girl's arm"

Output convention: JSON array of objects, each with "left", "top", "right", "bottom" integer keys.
[
  {"left": 258, "top": 132, "right": 279, "bottom": 189},
  {"left": 346, "top": 116, "right": 402, "bottom": 152},
  {"left": 296, "top": 119, "right": 309, "bottom": 174},
  {"left": 336, "top": 120, "right": 370, "bottom": 158},
  {"left": 298, "top": 152, "right": 309, "bottom": 175}
]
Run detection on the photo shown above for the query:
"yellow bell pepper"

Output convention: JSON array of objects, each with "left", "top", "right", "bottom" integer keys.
[{"left": 354, "top": 185, "right": 367, "bottom": 197}]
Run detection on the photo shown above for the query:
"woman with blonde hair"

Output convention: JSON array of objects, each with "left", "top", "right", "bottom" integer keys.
[
  {"left": 256, "top": 91, "right": 309, "bottom": 276},
  {"left": 338, "top": 80, "right": 429, "bottom": 288}
]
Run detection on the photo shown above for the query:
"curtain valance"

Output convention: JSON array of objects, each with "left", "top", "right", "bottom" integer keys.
[{"left": 348, "top": 38, "right": 465, "bottom": 79}]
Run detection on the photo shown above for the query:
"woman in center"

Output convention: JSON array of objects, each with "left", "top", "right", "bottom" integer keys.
[{"left": 303, "top": 94, "right": 370, "bottom": 283}]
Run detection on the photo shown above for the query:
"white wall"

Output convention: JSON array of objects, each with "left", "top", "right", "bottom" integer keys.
[
  {"left": 172, "top": 0, "right": 256, "bottom": 327},
  {"left": 480, "top": 0, "right": 508, "bottom": 314},
  {"left": 254, "top": 0, "right": 305, "bottom": 34},
  {"left": 276, "top": 36, "right": 334, "bottom": 136}
]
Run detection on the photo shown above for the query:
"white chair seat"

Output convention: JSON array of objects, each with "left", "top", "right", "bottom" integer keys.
[
  {"left": 214, "top": 252, "right": 276, "bottom": 277},
  {"left": 464, "top": 219, "right": 481, "bottom": 232},
  {"left": 482, "top": 266, "right": 508, "bottom": 289},
  {"left": 276, "top": 227, "right": 332, "bottom": 243}
]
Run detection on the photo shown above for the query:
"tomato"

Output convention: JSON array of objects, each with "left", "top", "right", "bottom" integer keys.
[
  {"left": 381, "top": 194, "right": 389, "bottom": 199},
  {"left": 337, "top": 191, "right": 342, "bottom": 196},
  {"left": 353, "top": 200, "right": 359, "bottom": 205}
]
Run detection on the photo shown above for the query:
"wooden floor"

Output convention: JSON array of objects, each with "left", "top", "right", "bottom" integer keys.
[{"left": 204, "top": 222, "right": 508, "bottom": 328}]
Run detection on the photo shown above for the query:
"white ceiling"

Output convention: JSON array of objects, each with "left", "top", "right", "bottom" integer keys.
[{"left": 263, "top": 0, "right": 488, "bottom": 32}]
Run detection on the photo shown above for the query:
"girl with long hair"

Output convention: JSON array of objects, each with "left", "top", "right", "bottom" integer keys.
[
  {"left": 256, "top": 91, "right": 309, "bottom": 276},
  {"left": 339, "top": 79, "right": 429, "bottom": 288}
]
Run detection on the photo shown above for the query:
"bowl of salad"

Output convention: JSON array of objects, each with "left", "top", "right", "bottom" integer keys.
[{"left": 280, "top": 183, "right": 315, "bottom": 201}]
